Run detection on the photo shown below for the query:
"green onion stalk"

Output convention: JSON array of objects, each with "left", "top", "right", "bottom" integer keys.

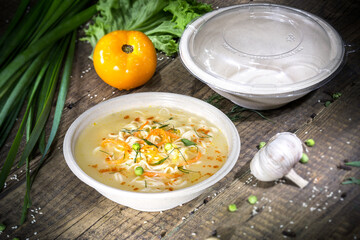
[{"left": 0, "top": 0, "right": 97, "bottom": 224}]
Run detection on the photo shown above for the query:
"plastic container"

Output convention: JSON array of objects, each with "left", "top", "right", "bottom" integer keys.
[
  {"left": 63, "top": 92, "right": 240, "bottom": 211},
  {"left": 180, "top": 4, "right": 344, "bottom": 109}
]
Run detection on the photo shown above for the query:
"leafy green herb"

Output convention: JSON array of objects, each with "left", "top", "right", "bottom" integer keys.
[
  {"left": 145, "top": 180, "right": 148, "bottom": 188},
  {"left": 150, "top": 156, "right": 169, "bottom": 165},
  {"left": 194, "top": 128, "right": 212, "bottom": 138},
  {"left": 0, "top": 223, "right": 5, "bottom": 231},
  {"left": 345, "top": 161, "right": 360, "bottom": 167},
  {"left": 228, "top": 105, "right": 272, "bottom": 122},
  {"left": 150, "top": 147, "right": 185, "bottom": 165},
  {"left": 121, "top": 128, "right": 144, "bottom": 134},
  {"left": 206, "top": 93, "right": 224, "bottom": 107},
  {"left": 168, "top": 126, "right": 178, "bottom": 134},
  {"left": 82, "top": 0, "right": 212, "bottom": 56},
  {"left": 153, "top": 117, "right": 173, "bottom": 129},
  {"left": 324, "top": 101, "right": 331, "bottom": 107},
  {"left": 181, "top": 138, "right": 197, "bottom": 146},
  {"left": 341, "top": 177, "right": 360, "bottom": 185},
  {"left": 142, "top": 138, "right": 157, "bottom": 147},
  {"left": 99, "top": 150, "right": 112, "bottom": 155},
  {"left": 0, "top": 0, "right": 96, "bottom": 224},
  {"left": 177, "top": 148, "right": 186, "bottom": 162},
  {"left": 178, "top": 166, "right": 198, "bottom": 174}
]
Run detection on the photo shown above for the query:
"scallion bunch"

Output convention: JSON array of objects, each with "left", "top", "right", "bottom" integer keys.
[{"left": 0, "top": 0, "right": 97, "bottom": 224}]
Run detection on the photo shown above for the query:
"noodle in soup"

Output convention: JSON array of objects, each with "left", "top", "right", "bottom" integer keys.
[{"left": 75, "top": 107, "right": 228, "bottom": 192}]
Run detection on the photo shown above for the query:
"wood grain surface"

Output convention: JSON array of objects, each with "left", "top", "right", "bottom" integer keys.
[{"left": 1, "top": 0, "right": 360, "bottom": 239}]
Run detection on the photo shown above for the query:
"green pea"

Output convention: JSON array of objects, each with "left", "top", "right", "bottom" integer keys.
[
  {"left": 0, "top": 223, "right": 6, "bottom": 231},
  {"left": 132, "top": 143, "right": 140, "bottom": 151},
  {"left": 305, "top": 139, "right": 315, "bottom": 147},
  {"left": 134, "top": 166, "right": 144, "bottom": 176},
  {"left": 248, "top": 195, "right": 258, "bottom": 205},
  {"left": 12, "top": 238, "right": 20, "bottom": 240},
  {"left": 300, "top": 153, "right": 309, "bottom": 163},
  {"left": 324, "top": 101, "right": 331, "bottom": 107},
  {"left": 228, "top": 204, "right": 237, "bottom": 212},
  {"left": 332, "top": 92, "right": 342, "bottom": 100},
  {"left": 258, "top": 142, "right": 266, "bottom": 149}
]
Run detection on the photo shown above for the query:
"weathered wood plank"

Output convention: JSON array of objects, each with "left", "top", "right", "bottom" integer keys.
[{"left": 0, "top": 0, "right": 359, "bottom": 239}]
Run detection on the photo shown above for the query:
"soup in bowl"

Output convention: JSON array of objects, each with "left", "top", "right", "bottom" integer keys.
[{"left": 63, "top": 92, "right": 240, "bottom": 211}]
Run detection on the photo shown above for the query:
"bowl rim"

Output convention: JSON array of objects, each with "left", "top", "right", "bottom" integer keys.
[
  {"left": 179, "top": 3, "right": 345, "bottom": 96},
  {"left": 63, "top": 92, "right": 241, "bottom": 199}
]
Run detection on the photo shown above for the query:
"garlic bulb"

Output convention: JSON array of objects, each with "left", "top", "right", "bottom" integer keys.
[{"left": 250, "top": 132, "right": 309, "bottom": 188}]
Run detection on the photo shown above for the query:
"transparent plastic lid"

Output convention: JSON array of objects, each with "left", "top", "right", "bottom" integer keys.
[{"left": 180, "top": 4, "right": 344, "bottom": 96}]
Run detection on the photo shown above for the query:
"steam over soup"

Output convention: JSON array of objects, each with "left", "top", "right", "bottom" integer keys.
[{"left": 75, "top": 107, "right": 228, "bottom": 192}]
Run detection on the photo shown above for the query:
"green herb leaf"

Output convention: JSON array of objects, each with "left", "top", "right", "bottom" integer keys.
[
  {"left": 206, "top": 93, "right": 224, "bottom": 106},
  {"left": 178, "top": 166, "right": 199, "bottom": 174},
  {"left": 341, "top": 177, "right": 360, "bottom": 185},
  {"left": 150, "top": 156, "right": 169, "bottom": 166},
  {"left": 99, "top": 150, "right": 112, "bottom": 155},
  {"left": 181, "top": 138, "right": 197, "bottom": 146},
  {"left": 142, "top": 138, "right": 158, "bottom": 147},
  {"left": 121, "top": 128, "right": 141, "bottom": 134},
  {"left": 194, "top": 128, "right": 212, "bottom": 138},
  {"left": 345, "top": 161, "right": 360, "bottom": 167},
  {"left": 82, "top": 0, "right": 212, "bottom": 56}
]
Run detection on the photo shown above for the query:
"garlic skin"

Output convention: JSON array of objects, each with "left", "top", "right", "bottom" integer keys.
[{"left": 250, "top": 132, "right": 309, "bottom": 188}]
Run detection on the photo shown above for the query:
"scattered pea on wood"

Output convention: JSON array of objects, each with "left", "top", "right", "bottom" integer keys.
[
  {"left": 305, "top": 139, "right": 315, "bottom": 147},
  {"left": 228, "top": 204, "right": 237, "bottom": 212},
  {"left": 248, "top": 195, "right": 258, "bottom": 205},
  {"left": 300, "top": 153, "right": 309, "bottom": 163}
]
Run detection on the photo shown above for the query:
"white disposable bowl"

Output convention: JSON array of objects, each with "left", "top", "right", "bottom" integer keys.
[
  {"left": 63, "top": 92, "right": 240, "bottom": 211},
  {"left": 180, "top": 4, "right": 344, "bottom": 110}
]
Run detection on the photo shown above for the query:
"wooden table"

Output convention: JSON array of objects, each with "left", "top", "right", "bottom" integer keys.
[{"left": 1, "top": 0, "right": 359, "bottom": 239}]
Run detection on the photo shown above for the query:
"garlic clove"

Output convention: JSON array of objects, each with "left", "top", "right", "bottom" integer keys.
[{"left": 250, "top": 132, "right": 309, "bottom": 188}]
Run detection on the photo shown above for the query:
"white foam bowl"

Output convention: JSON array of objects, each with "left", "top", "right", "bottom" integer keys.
[
  {"left": 63, "top": 92, "right": 240, "bottom": 211},
  {"left": 180, "top": 4, "right": 345, "bottom": 110}
]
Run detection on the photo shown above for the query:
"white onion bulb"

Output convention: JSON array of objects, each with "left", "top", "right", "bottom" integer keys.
[{"left": 250, "top": 132, "right": 309, "bottom": 188}]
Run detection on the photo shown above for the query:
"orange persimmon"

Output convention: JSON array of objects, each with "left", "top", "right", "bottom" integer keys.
[{"left": 93, "top": 30, "right": 157, "bottom": 90}]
